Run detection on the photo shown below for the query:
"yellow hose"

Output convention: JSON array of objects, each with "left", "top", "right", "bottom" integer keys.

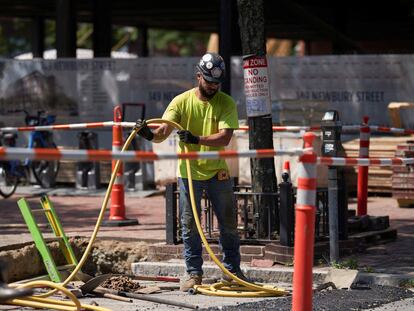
[
  {"left": 7, "top": 117, "right": 286, "bottom": 310},
  {"left": 7, "top": 125, "right": 141, "bottom": 310},
  {"left": 149, "top": 119, "right": 286, "bottom": 297},
  {"left": 7, "top": 280, "right": 110, "bottom": 311}
]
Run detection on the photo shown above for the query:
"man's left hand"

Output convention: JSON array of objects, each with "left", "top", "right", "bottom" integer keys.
[{"left": 177, "top": 130, "right": 199, "bottom": 144}]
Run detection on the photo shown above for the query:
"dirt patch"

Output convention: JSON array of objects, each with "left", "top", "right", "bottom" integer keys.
[
  {"left": 75, "top": 238, "right": 149, "bottom": 276},
  {"left": 0, "top": 237, "right": 148, "bottom": 282},
  {"left": 101, "top": 275, "right": 141, "bottom": 292}
]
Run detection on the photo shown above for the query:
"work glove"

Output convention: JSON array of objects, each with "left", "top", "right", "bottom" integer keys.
[
  {"left": 135, "top": 119, "right": 154, "bottom": 141},
  {"left": 177, "top": 130, "right": 199, "bottom": 144}
]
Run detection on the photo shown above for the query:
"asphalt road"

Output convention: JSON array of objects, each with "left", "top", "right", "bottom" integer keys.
[
  {"left": 201, "top": 285, "right": 414, "bottom": 311},
  {"left": 1, "top": 285, "right": 413, "bottom": 311}
]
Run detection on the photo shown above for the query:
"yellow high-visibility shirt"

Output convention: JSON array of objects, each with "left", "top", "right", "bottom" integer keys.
[{"left": 162, "top": 88, "right": 239, "bottom": 180}]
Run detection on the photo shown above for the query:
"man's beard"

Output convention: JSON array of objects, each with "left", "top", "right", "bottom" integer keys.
[{"left": 199, "top": 83, "right": 218, "bottom": 100}]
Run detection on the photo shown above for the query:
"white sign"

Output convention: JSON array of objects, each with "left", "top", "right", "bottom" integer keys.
[
  {"left": 232, "top": 55, "right": 414, "bottom": 126},
  {"left": 242, "top": 55, "right": 271, "bottom": 117}
]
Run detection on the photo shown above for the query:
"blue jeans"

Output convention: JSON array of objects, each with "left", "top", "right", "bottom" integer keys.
[{"left": 178, "top": 177, "right": 241, "bottom": 276}]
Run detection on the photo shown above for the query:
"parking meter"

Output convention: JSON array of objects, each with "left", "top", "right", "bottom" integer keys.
[
  {"left": 321, "top": 110, "right": 342, "bottom": 157},
  {"left": 321, "top": 110, "right": 348, "bottom": 263}
]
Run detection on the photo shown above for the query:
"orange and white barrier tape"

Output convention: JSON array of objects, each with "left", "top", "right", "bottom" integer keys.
[
  {"left": 3, "top": 119, "right": 414, "bottom": 135},
  {"left": 238, "top": 125, "right": 320, "bottom": 132},
  {"left": 318, "top": 156, "right": 414, "bottom": 166},
  {"left": 1, "top": 122, "right": 319, "bottom": 133},
  {"left": 368, "top": 125, "right": 414, "bottom": 135},
  {"left": 342, "top": 124, "right": 414, "bottom": 134},
  {"left": 0, "top": 121, "right": 141, "bottom": 132},
  {"left": 0, "top": 147, "right": 306, "bottom": 162}
]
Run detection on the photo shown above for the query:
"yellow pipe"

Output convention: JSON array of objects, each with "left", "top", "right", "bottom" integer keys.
[
  {"left": 149, "top": 119, "right": 287, "bottom": 297},
  {"left": 7, "top": 126, "right": 140, "bottom": 310},
  {"left": 8, "top": 117, "right": 286, "bottom": 310},
  {"left": 7, "top": 280, "right": 110, "bottom": 311}
]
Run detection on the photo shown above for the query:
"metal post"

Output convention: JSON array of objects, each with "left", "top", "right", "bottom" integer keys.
[
  {"left": 56, "top": 0, "right": 76, "bottom": 58},
  {"left": 321, "top": 110, "right": 343, "bottom": 263},
  {"left": 279, "top": 172, "right": 294, "bottom": 246},
  {"left": 165, "top": 182, "right": 178, "bottom": 245},
  {"left": 357, "top": 116, "right": 370, "bottom": 216},
  {"left": 328, "top": 168, "right": 339, "bottom": 261}
]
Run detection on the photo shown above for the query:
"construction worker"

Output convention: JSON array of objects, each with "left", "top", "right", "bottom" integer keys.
[{"left": 137, "top": 52, "right": 247, "bottom": 291}]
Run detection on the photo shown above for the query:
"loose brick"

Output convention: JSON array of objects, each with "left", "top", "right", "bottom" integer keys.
[{"left": 240, "top": 254, "right": 254, "bottom": 262}]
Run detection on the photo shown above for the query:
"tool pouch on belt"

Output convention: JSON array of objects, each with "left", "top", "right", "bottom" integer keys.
[{"left": 217, "top": 169, "right": 230, "bottom": 181}]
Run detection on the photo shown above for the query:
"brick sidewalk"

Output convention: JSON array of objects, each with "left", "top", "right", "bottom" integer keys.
[
  {"left": 345, "top": 196, "right": 414, "bottom": 276},
  {"left": 0, "top": 192, "right": 166, "bottom": 247}
]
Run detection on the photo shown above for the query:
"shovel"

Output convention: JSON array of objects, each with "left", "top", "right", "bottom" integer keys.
[
  {"left": 96, "top": 287, "right": 199, "bottom": 309},
  {"left": 79, "top": 274, "right": 132, "bottom": 303},
  {"left": 80, "top": 275, "right": 198, "bottom": 309}
]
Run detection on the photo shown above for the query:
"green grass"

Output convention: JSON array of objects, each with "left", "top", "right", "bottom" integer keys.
[
  {"left": 399, "top": 279, "right": 414, "bottom": 288},
  {"left": 331, "top": 257, "right": 359, "bottom": 270}
]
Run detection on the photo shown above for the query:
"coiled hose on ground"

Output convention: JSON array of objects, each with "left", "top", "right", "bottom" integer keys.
[{"left": 6, "top": 118, "right": 286, "bottom": 310}]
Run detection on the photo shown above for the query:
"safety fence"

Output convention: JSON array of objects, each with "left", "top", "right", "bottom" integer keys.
[
  {"left": 0, "top": 146, "right": 306, "bottom": 162},
  {"left": 3, "top": 106, "right": 414, "bottom": 310},
  {"left": 3, "top": 120, "right": 414, "bottom": 135},
  {"left": 2, "top": 123, "right": 414, "bottom": 310}
]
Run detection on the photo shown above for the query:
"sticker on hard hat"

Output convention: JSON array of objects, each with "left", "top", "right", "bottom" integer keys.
[
  {"left": 211, "top": 67, "right": 222, "bottom": 78},
  {"left": 202, "top": 54, "right": 213, "bottom": 62}
]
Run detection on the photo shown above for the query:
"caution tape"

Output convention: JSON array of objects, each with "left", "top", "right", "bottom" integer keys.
[
  {"left": 0, "top": 121, "right": 134, "bottom": 132},
  {"left": 2, "top": 120, "right": 414, "bottom": 135},
  {"left": 341, "top": 125, "right": 414, "bottom": 134},
  {"left": 318, "top": 156, "right": 414, "bottom": 166},
  {"left": 0, "top": 146, "right": 306, "bottom": 162},
  {"left": 367, "top": 125, "right": 414, "bottom": 135},
  {"left": 0, "top": 122, "right": 319, "bottom": 133},
  {"left": 238, "top": 125, "right": 320, "bottom": 132}
]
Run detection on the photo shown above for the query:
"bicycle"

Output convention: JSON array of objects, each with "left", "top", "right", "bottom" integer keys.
[{"left": 0, "top": 110, "right": 60, "bottom": 198}]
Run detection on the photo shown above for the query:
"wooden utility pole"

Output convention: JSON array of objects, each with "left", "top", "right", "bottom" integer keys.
[{"left": 237, "top": 0, "right": 278, "bottom": 238}]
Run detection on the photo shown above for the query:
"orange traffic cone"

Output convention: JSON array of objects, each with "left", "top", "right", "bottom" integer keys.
[
  {"left": 282, "top": 160, "right": 291, "bottom": 182},
  {"left": 103, "top": 105, "right": 139, "bottom": 227}
]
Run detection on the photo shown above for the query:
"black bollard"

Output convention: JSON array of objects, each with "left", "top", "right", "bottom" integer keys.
[{"left": 279, "top": 172, "right": 294, "bottom": 246}]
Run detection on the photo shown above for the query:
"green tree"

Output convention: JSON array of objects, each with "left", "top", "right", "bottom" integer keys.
[
  {"left": 148, "top": 29, "right": 209, "bottom": 56},
  {"left": 0, "top": 18, "right": 31, "bottom": 57}
]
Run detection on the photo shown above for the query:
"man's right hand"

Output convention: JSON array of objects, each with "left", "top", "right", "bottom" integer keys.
[{"left": 136, "top": 119, "right": 154, "bottom": 141}]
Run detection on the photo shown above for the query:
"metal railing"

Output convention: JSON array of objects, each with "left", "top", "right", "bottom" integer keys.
[{"left": 165, "top": 180, "right": 331, "bottom": 246}]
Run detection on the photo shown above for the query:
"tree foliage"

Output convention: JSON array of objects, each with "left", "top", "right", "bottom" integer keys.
[
  {"left": 0, "top": 18, "right": 31, "bottom": 57},
  {"left": 0, "top": 18, "right": 209, "bottom": 58},
  {"left": 148, "top": 29, "right": 209, "bottom": 56}
]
